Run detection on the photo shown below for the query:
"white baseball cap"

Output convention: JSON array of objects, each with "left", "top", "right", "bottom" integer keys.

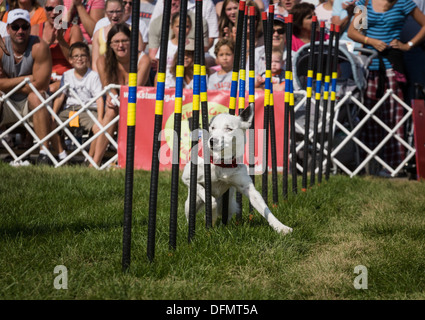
[{"left": 7, "top": 9, "right": 31, "bottom": 25}]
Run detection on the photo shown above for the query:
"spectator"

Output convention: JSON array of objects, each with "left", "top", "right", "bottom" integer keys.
[
  {"left": 208, "top": 38, "right": 234, "bottom": 90},
  {"left": 331, "top": 0, "right": 359, "bottom": 52},
  {"left": 150, "top": 0, "right": 218, "bottom": 51},
  {"left": 315, "top": 0, "right": 333, "bottom": 34},
  {"left": 267, "top": 47, "right": 286, "bottom": 91},
  {"left": 92, "top": 0, "right": 126, "bottom": 72},
  {"left": 163, "top": 38, "right": 195, "bottom": 89},
  {"left": 92, "top": 0, "right": 148, "bottom": 54},
  {"left": 38, "top": 0, "right": 83, "bottom": 93},
  {"left": 0, "top": 9, "right": 53, "bottom": 164},
  {"left": 139, "top": 0, "right": 156, "bottom": 28},
  {"left": 291, "top": 2, "right": 328, "bottom": 52},
  {"left": 272, "top": 0, "right": 300, "bottom": 17},
  {"left": 217, "top": 0, "right": 238, "bottom": 40},
  {"left": 2, "top": 0, "right": 47, "bottom": 34},
  {"left": 52, "top": 42, "right": 103, "bottom": 161},
  {"left": 64, "top": 0, "right": 105, "bottom": 44},
  {"left": 272, "top": 14, "right": 286, "bottom": 51},
  {"left": 154, "top": 11, "right": 192, "bottom": 89},
  {"left": 401, "top": 0, "right": 425, "bottom": 103},
  {"left": 148, "top": 0, "right": 209, "bottom": 65},
  {"left": 347, "top": 0, "right": 425, "bottom": 175},
  {"left": 92, "top": 23, "right": 150, "bottom": 166}
]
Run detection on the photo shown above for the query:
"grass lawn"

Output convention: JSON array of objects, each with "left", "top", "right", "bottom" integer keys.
[{"left": 1, "top": 162, "right": 425, "bottom": 300}]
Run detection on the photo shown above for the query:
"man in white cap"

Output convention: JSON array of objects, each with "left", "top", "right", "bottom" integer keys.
[{"left": 0, "top": 9, "right": 53, "bottom": 164}]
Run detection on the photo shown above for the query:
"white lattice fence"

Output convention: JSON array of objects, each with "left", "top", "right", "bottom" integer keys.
[{"left": 0, "top": 79, "right": 120, "bottom": 170}]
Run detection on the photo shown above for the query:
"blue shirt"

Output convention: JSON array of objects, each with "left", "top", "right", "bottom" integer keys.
[{"left": 358, "top": 0, "right": 417, "bottom": 70}]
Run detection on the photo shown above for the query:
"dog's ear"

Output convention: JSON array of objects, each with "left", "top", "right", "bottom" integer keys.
[{"left": 239, "top": 105, "right": 253, "bottom": 130}]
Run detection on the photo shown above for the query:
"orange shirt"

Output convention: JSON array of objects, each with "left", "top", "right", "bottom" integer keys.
[{"left": 2, "top": 7, "right": 47, "bottom": 26}]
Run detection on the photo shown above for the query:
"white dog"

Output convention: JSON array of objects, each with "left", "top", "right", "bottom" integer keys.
[{"left": 182, "top": 106, "right": 293, "bottom": 235}]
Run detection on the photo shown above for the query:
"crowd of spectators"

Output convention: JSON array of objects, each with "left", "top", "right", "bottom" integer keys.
[{"left": 0, "top": 0, "right": 424, "bottom": 170}]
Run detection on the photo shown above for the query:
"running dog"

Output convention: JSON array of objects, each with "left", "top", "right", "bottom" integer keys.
[{"left": 182, "top": 106, "right": 293, "bottom": 235}]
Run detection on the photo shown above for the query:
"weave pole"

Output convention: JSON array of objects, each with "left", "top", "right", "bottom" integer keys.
[
  {"left": 301, "top": 15, "right": 317, "bottom": 192},
  {"left": 289, "top": 46, "right": 297, "bottom": 195},
  {"left": 266, "top": 6, "right": 279, "bottom": 205},
  {"left": 261, "top": 11, "right": 269, "bottom": 204},
  {"left": 169, "top": 0, "right": 188, "bottom": 250},
  {"left": 282, "top": 15, "right": 292, "bottom": 199},
  {"left": 222, "top": 0, "right": 246, "bottom": 225},
  {"left": 188, "top": 0, "right": 203, "bottom": 243},
  {"left": 248, "top": 5, "right": 256, "bottom": 215},
  {"left": 325, "top": 25, "right": 340, "bottom": 180},
  {"left": 309, "top": 21, "right": 326, "bottom": 187},
  {"left": 200, "top": 25, "right": 213, "bottom": 229},
  {"left": 122, "top": 0, "right": 141, "bottom": 271},
  {"left": 147, "top": 0, "right": 172, "bottom": 262},
  {"left": 236, "top": 5, "right": 249, "bottom": 221},
  {"left": 317, "top": 24, "right": 335, "bottom": 184}
]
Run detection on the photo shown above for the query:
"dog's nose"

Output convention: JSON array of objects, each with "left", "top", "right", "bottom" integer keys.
[{"left": 209, "top": 138, "right": 217, "bottom": 149}]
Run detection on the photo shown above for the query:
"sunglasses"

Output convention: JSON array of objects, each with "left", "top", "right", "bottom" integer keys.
[
  {"left": 45, "top": 6, "right": 55, "bottom": 12},
  {"left": 273, "top": 28, "right": 285, "bottom": 35},
  {"left": 122, "top": 1, "right": 132, "bottom": 5},
  {"left": 10, "top": 23, "right": 31, "bottom": 31}
]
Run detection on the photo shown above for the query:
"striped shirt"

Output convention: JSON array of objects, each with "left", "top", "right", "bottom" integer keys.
[{"left": 358, "top": 0, "right": 417, "bottom": 70}]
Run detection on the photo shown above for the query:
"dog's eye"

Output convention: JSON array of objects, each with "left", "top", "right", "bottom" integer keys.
[{"left": 225, "top": 127, "right": 233, "bottom": 132}]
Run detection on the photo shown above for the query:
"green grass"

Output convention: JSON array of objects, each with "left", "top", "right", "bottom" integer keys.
[{"left": 1, "top": 162, "right": 425, "bottom": 300}]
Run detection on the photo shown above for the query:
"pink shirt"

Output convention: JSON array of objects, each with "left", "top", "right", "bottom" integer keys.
[
  {"left": 64, "top": 0, "right": 105, "bottom": 44},
  {"left": 292, "top": 32, "right": 329, "bottom": 52}
]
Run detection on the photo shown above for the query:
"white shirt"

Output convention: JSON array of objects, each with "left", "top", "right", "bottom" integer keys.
[
  {"left": 60, "top": 68, "right": 103, "bottom": 110},
  {"left": 315, "top": 3, "right": 333, "bottom": 34}
]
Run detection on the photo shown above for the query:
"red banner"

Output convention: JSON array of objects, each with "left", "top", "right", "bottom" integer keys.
[{"left": 117, "top": 87, "right": 286, "bottom": 171}]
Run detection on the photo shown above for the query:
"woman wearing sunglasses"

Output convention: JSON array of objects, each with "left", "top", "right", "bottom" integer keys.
[{"left": 38, "top": 0, "right": 83, "bottom": 93}]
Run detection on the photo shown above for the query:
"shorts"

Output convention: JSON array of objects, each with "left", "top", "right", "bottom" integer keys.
[
  {"left": 0, "top": 91, "right": 50, "bottom": 127},
  {"left": 58, "top": 106, "right": 98, "bottom": 132},
  {"left": 0, "top": 98, "right": 31, "bottom": 127}
]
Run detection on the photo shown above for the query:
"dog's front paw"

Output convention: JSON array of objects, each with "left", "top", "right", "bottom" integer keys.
[{"left": 276, "top": 225, "right": 293, "bottom": 235}]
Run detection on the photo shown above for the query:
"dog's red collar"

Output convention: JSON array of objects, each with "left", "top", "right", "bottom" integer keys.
[{"left": 210, "top": 156, "right": 238, "bottom": 168}]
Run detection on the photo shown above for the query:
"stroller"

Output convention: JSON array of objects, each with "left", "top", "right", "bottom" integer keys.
[{"left": 292, "top": 41, "right": 377, "bottom": 173}]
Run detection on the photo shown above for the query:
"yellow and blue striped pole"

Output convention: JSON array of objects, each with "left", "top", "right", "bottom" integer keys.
[
  {"left": 147, "top": 0, "right": 173, "bottom": 263},
  {"left": 188, "top": 0, "right": 203, "bottom": 243},
  {"left": 282, "top": 15, "right": 292, "bottom": 199},
  {"left": 222, "top": 0, "right": 246, "bottom": 225},
  {"left": 318, "top": 23, "right": 335, "bottom": 184},
  {"left": 199, "top": 30, "right": 213, "bottom": 229},
  {"left": 310, "top": 21, "right": 326, "bottom": 187},
  {"left": 248, "top": 5, "right": 256, "bottom": 214},
  {"left": 301, "top": 16, "right": 317, "bottom": 191},
  {"left": 169, "top": 0, "right": 188, "bottom": 250},
  {"left": 122, "top": 0, "right": 141, "bottom": 271},
  {"left": 289, "top": 62, "right": 298, "bottom": 194},
  {"left": 326, "top": 25, "right": 340, "bottom": 180},
  {"left": 261, "top": 10, "right": 271, "bottom": 204}
]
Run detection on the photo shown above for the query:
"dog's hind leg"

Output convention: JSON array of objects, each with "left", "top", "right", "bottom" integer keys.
[{"left": 185, "top": 184, "right": 219, "bottom": 226}]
